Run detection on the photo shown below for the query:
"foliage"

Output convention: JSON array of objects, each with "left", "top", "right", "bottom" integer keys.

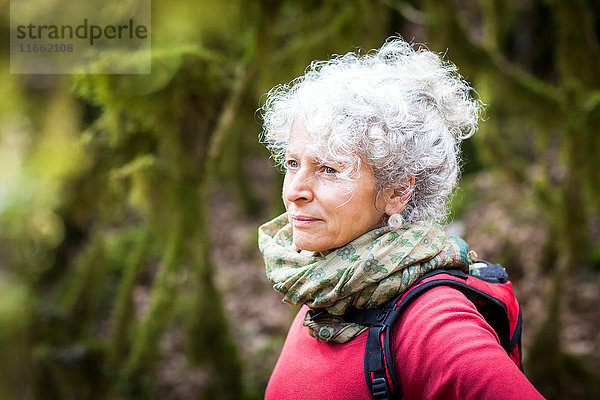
[{"left": 0, "top": 0, "right": 598, "bottom": 399}]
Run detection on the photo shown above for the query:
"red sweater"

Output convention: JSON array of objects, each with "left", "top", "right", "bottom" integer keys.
[{"left": 265, "top": 286, "right": 545, "bottom": 399}]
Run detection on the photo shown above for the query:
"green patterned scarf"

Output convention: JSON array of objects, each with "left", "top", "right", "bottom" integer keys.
[{"left": 258, "top": 213, "right": 471, "bottom": 343}]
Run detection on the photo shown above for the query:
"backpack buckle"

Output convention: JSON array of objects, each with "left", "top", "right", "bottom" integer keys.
[
  {"left": 372, "top": 376, "right": 391, "bottom": 399},
  {"left": 375, "top": 308, "right": 399, "bottom": 327}
]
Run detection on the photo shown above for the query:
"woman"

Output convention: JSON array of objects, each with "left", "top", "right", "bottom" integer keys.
[{"left": 258, "top": 37, "right": 544, "bottom": 399}]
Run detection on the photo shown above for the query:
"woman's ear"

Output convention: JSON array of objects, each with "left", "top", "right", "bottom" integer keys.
[{"left": 383, "top": 176, "right": 415, "bottom": 216}]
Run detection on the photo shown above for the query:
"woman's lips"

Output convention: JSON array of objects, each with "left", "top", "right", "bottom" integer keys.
[{"left": 291, "top": 215, "right": 322, "bottom": 227}]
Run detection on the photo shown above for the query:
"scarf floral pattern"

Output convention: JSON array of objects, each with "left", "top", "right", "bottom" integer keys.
[{"left": 258, "top": 213, "right": 471, "bottom": 343}]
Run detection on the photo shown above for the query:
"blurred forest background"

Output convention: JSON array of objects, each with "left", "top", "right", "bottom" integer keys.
[{"left": 1, "top": 0, "right": 599, "bottom": 399}]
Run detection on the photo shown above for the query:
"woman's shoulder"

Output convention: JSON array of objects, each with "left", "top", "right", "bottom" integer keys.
[{"left": 393, "top": 285, "right": 544, "bottom": 400}]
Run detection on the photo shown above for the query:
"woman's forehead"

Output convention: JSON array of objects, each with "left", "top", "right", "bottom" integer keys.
[
  {"left": 287, "top": 128, "right": 324, "bottom": 156},
  {"left": 285, "top": 141, "right": 327, "bottom": 165},
  {"left": 286, "top": 124, "right": 365, "bottom": 172}
]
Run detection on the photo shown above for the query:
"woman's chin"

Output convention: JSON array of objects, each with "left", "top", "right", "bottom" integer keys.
[
  {"left": 292, "top": 236, "right": 328, "bottom": 253},
  {"left": 294, "top": 243, "right": 321, "bottom": 252}
]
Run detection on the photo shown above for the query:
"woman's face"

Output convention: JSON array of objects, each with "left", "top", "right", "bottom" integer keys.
[{"left": 283, "top": 127, "right": 385, "bottom": 253}]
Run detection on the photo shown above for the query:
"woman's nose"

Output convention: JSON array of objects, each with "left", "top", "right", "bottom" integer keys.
[{"left": 284, "top": 168, "right": 314, "bottom": 203}]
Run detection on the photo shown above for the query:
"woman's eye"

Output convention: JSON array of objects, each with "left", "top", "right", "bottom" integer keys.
[
  {"left": 286, "top": 160, "right": 299, "bottom": 169},
  {"left": 323, "top": 166, "right": 337, "bottom": 174}
]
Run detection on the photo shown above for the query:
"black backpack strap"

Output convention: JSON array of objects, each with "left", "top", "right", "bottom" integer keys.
[
  {"left": 512, "top": 305, "right": 524, "bottom": 372},
  {"left": 344, "top": 305, "right": 401, "bottom": 399}
]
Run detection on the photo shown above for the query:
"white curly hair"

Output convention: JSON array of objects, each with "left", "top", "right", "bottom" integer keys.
[{"left": 260, "top": 36, "right": 483, "bottom": 226}]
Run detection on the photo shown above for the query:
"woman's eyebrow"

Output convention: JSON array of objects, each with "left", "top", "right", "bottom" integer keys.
[{"left": 286, "top": 149, "right": 321, "bottom": 163}]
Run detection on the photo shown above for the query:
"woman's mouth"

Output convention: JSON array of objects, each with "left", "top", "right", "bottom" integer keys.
[{"left": 291, "top": 215, "right": 322, "bottom": 227}]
